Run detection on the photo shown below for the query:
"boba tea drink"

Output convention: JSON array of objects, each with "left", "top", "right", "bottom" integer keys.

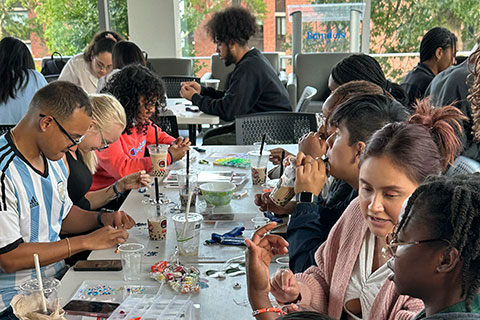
[{"left": 148, "top": 144, "right": 169, "bottom": 177}]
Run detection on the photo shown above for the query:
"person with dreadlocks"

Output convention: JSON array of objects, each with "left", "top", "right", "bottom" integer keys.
[
  {"left": 388, "top": 174, "right": 480, "bottom": 319},
  {"left": 328, "top": 54, "right": 409, "bottom": 108},
  {"left": 402, "top": 27, "right": 457, "bottom": 107},
  {"left": 247, "top": 99, "right": 466, "bottom": 319},
  {"left": 92, "top": 65, "right": 190, "bottom": 205}
]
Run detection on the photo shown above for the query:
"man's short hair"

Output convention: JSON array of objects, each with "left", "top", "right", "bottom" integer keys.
[
  {"left": 329, "top": 94, "right": 409, "bottom": 145},
  {"left": 29, "top": 81, "right": 92, "bottom": 121},
  {"left": 206, "top": 6, "right": 258, "bottom": 46}
]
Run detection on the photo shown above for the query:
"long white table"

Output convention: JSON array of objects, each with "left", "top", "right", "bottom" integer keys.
[
  {"left": 167, "top": 98, "right": 220, "bottom": 144},
  {"left": 58, "top": 144, "right": 298, "bottom": 319}
]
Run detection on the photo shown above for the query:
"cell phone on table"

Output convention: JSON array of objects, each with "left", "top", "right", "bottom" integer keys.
[
  {"left": 73, "top": 259, "right": 122, "bottom": 271},
  {"left": 64, "top": 300, "right": 120, "bottom": 318}
]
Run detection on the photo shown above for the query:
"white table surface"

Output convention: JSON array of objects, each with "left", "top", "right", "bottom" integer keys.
[
  {"left": 58, "top": 144, "right": 298, "bottom": 319},
  {"left": 167, "top": 98, "right": 219, "bottom": 125}
]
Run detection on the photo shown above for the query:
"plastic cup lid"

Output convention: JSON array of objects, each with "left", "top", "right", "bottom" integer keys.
[{"left": 172, "top": 213, "right": 203, "bottom": 223}]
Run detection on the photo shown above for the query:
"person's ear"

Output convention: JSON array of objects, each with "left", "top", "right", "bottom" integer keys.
[
  {"left": 39, "top": 115, "right": 52, "bottom": 133},
  {"left": 353, "top": 141, "right": 366, "bottom": 163},
  {"left": 435, "top": 47, "right": 443, "bottom": 60},
  {"left": 436, "top": 246, "right": 460, "bottom": 273}
]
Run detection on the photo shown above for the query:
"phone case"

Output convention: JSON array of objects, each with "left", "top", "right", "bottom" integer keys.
[
  {"left": 64, "top": 300, "right": 120, "bottom": 317},
  {"left": 73, "top": 260, "right": 122, "bottom": 271}
]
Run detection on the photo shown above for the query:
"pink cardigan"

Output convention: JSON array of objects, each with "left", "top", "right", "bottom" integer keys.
[{"left": 294, "top": 197, "right": 424, "bottom": 319}]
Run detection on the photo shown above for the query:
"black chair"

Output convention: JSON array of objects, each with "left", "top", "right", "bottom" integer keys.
[
  {"left": 160, "top": 76, "right": 200, "bottom": 98},
  {"left": 0, "top": 124, "right": 15, "bottom": 135},
  {"left": 235, "top": 112, "right": 317, "bottom": 145},
  {"left": 149, "top": 115, "right": 179, "bottom": 138},
  {"left": 445, "top": 156, "right": 480, "bottom": 176}
]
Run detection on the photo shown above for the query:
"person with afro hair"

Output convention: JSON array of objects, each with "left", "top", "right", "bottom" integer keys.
[{"left": 180, "top": 6, "right": 291, "bottom": 145}]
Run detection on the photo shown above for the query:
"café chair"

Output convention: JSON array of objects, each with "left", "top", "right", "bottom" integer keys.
[
  {"left": 235, "top": 111, "right": 317, "bottom": 145},
  {"left": 161, "top": 76, "right": 200, "bottom": 99},
  {"left": 287, "top": 52, "right": 351, "bottom": 111},
  {"left": 149, "top": 114, "right": 179, "bottom": 138},
  {"left": 295, "top": 86, "right": 318, "bottom": 112},
  {"left": 148, "top": 58, "right": 193, "bottom": 77},
  {"left": 0, "top": 124, "right": 15, "bottom": 135},
  {"left": 445, "top": 155, "right": 480, "bottom": 176}
]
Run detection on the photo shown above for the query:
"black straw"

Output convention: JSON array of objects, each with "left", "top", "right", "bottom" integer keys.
[
  {"left": 259, "top": 133, "right": 266, "bottom": 155},
  {"left": 186, "top": 150, "right": 190, "bottom": 192},
  {"left": 154, "top": 177, "right": 159, "bottom": 203},
  {"left": 154, "top": 124, "right": 159, "bottom": 147},
  {"left": 279, "top": 150, "right": 285, "bottom": 176}
]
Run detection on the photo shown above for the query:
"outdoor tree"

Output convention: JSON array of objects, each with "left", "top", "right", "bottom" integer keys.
[{"left": 34, "top": 0, "right": 128, "bottom": 55}]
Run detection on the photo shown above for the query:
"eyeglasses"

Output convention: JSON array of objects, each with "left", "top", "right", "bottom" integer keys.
[
  {"left": 97, "top": 128, "right": 109, "bottom": 151},
  {"left": 385, "top": 229, "right": 451, "bottom": 257},
  {"left": 40, "top": 114, "right": 85, "bottom": 149},
  {"left": 93, "top": 57, "right": 113, "bottom": 72}
]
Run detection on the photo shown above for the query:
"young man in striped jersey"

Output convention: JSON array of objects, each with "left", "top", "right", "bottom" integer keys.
[{"left": 0, "top": 81, "right": 134, "bottom": 317}]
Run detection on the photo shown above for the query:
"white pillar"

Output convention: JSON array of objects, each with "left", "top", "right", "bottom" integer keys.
[
  {"left": 349, "top": 9, "right": 361, "bottom": 53},
  {"left": 361, "top": 0, "right": 371, "bottom": 53},
  {"left": 127, "top": 0, "right": 181, "bottom": 58}
]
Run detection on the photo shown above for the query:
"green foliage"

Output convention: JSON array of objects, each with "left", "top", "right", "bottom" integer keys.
[{"left": 0, "top": 0, "right": 38, "bottom": 39}]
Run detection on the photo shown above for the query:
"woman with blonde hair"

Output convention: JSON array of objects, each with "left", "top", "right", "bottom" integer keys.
[{"left": 64, "top": 93, "right": 150, "bottom": 211}]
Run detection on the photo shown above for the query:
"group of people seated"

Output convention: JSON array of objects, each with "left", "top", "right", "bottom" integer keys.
[{"left": 0, "top": 4, "right": 480, "bottom": 320}]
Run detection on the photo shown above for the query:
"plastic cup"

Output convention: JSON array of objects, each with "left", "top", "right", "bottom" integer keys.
[
  {"left": 143, "top": 199, "right": 168, "bottom": 241},
  {"left": 118, "top": 243, "right": 144, "bottom": 281},
  {"left": 173, "top": 213, "right": 203, "bottom": 256},
  {"left": 252, "top": 217, "right": 270, "bottom": 229},
  {"left": 204, "top": 79, "right": 220, "bottom": 90},
  {"left": 19, "top": 278, "right": 60, "bottom": 313},
  {"left": 178, "top": 170, "right": 198, "bottom": 208},
  {"left": 248, "top": 150, "right": 271, "bottom": 185},
  {"left": 147, "top": 144, "right": 169, "bottom": 177}
]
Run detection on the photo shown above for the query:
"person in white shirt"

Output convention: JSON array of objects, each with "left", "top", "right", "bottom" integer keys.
[
  {"left": 0, "top": 81, "right": 134, "bottom": 318},
  {"left": 59, "top": 31, "right": 123, "bottom": 93}
]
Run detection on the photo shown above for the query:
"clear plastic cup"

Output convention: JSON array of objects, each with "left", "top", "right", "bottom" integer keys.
[
  {"left": 147, "top": 144, "right": 169, "bottom": 177},
  {"left": 248, "top": 150, "right": 271, "bottom": 185},
  {"left": 143, "top": 198, "right": 169, "bottom": 241},
  {"left": 118, "top": 243, "right": 144, "bottom": 281},
  {"left": 252, "top": 217, "right": 270, "bottom": 229},
  {"left": 19, "top": 278, "right": 60, "bottom": 313},
  {"left": 172, "top": 213, "right": 203, "bottom": 256},
  {"left": 178, "top": 170, "right": 198, "bottom": 208}
]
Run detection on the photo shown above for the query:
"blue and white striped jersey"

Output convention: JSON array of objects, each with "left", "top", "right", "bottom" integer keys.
[{"left": 0, "top": 132, "right": 73, "bottom": 311}]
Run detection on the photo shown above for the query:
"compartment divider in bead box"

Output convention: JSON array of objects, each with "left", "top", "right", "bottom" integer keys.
[{"left": 70, "top": 280, "right": 161, "bottom": 303}]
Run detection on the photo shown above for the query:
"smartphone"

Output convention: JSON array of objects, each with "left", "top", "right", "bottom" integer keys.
[
  {"left": 73, "top": 259, "right": 122, "bottom": 271},
  {"left": 64, "top": 300, "right": 120, "bottom": 317}
]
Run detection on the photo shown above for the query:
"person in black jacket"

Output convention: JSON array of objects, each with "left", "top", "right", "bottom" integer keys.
[
  {"left": 180, "top": 6, "right": 291, "bottom": 145},
  {"left": 401, "top": 27, "right": 457, "bottom": 107}
]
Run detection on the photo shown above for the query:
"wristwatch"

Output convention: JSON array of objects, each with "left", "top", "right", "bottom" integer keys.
[{"left": 295, "top": 192, "right": 319, "bottom": 203}]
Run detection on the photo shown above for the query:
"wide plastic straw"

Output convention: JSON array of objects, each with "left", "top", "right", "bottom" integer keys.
[
  {"left": 280, "top": 150, "right": 285, "bottom": 176},
  {"left": 259, "top": 133, "right": 266, "bottom": 155},
  {"left": 33, "top": 253, "right": 48, "bottom": 314},
  {"left": 186, "top": 150, "right": 190, "bottom": 192},
  {"left": 182, "top": 191, "right": 193, "bottom": 238}
]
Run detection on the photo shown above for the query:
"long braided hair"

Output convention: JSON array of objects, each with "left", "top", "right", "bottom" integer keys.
[
  {"left": 397, "top": 174, "right": 480, "bottom": 311},
  {"left": 330, "top": 54, "right": 409, "bottom": 107}
]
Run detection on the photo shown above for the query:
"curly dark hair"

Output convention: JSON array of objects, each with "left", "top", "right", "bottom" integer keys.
[
  {"left": 205, "top": 6, "right": 258, "bottom": 46},
  {"left": 467, "top": 45, "right": 480, "bottom": 142},
  {"left": 100, "top": 64, "right": 165, "bottom": 135},
  {"left": 397, "top": 173, "right": 480, "bottom": 312}
]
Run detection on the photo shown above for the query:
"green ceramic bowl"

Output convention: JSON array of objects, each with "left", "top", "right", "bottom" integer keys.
[{"left": 199, "top": 182, "right": 236, "bottom": 206}]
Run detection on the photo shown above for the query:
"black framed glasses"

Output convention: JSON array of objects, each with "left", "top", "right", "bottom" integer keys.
[
  {"left": 97, "top": 128, "right": 109, "bottom": 151},
  {"left": 40, "top": 114, "right": 85, "bottom": 148},
  {"left": 385, "top": 230, "right": 451, "bottom": 257}
]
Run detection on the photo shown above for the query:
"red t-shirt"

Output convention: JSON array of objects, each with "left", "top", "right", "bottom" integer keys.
[{"left": 91, "top": 123, "right": 175, "bottom": 190}]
